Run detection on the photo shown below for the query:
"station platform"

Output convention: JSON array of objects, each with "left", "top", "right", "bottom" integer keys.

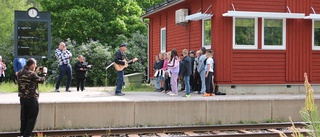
[{"left": 0, "top": 88, "right": 319, "bottom": 132}]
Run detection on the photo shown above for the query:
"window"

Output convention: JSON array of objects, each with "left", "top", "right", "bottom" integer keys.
[
  {"left": 202, "top": 19, "right": 212, "bottom": 49},
  {"left": 262, "top": 19, "right": 286, "bottom": 49},
  {"left": 313, "top": 20, "right": 320, "bottom": 50},
  {"left": 160, "top": 27, "right": 166, "bottom": 52},
  {"left": 233, "top": 18, "right": 258, "bottom": 49}
]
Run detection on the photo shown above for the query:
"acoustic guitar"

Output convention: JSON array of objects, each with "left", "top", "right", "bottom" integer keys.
[{"left": 114, "top": 58, "right": 138, "bottom": 71}]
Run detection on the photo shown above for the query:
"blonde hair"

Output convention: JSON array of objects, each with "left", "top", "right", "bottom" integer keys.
[{"left": 182, "top": 49, "right": 188, "bottom": 56}]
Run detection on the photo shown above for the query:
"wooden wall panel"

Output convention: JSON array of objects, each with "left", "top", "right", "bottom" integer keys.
[
  {"left": 149, "top": 15, "right": 161, "bottom": 77},
  {"left": 212, "top": 0, "right": 233, "bottom": 83},
  {"left": 233, "top": 0, "right": 286, "bottom": 12},
  {"left": 312, "top": 0, "right": 320, "bottom": 13},
  {"left": 312, "top": 52, "right": 320, "bottom": 82},
  {"left": 286, "top": 0, "right": 312, "bottom": 83},
  {"left": 188, "top": 0, "right": 202, "bottom": 51},
  {"left": 232, "top": 51, "right": 286, "bottom": 84}
]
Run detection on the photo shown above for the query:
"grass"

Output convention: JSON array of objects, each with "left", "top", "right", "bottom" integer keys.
[
  {"left": 122, "top": 84, "right": 155, "bottom": 92},
  {"left": 0, "top": 82, "right": 54, "bottom": 93}
]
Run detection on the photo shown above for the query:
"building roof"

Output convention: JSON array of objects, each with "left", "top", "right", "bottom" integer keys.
[{"left": 142, "top": 0, "right": 185, "bottom": 18}]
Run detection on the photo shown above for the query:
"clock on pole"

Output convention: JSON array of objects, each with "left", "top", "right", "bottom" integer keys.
[{"left": 27, "top": 7, "right": 38, "bottom": 18}]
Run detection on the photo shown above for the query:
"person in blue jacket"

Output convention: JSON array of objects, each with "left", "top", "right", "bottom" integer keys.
[{"left": 14, "top": 57, "right": 26, "bottom": 84}]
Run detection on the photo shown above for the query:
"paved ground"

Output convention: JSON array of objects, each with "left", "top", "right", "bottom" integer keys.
[{"left": 0, "top": 87, "right": 318, "bottom": 104}]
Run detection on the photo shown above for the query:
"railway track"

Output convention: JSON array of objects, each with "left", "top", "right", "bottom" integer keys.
[{"left": 0, "top": 122, "right": 309, "bottom": 137}]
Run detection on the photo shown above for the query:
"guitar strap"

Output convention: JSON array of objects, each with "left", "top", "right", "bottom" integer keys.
[{"left": 121, "top": 51, "right": 127, "bottom": 60}]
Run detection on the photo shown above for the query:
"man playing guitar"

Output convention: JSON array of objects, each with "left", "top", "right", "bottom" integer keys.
[{"left": 114, "top": 44, "right": 137, "bottom": 96}]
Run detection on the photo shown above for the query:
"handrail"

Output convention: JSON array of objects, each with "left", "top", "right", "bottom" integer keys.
[{"left": 105, "top": 62, "right": 114, "bottom": 70}]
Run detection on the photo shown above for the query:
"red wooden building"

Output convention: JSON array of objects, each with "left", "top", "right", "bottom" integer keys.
[{"left": 142, "top": 0, "right": 320, "bottom": 92}]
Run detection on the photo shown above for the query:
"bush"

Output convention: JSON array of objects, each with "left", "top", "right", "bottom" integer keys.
[{"left": 0, "top": 31, "right": 147, "bottom": 87}]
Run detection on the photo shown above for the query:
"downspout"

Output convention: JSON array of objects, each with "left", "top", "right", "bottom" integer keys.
[{"left": 142, "top": 17, "right": 150, "bottom": 83}]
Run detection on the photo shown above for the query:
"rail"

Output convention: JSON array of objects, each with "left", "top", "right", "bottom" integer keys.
[{"left": 0, "top": 122, "right": 309, "bottom": 137}]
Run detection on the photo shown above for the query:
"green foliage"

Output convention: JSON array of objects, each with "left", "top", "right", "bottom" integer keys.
[
  {"left": 300, "top": 108, "right": 320, "bottom": 137},
  {"left": 204, "top": 20, "right": 211, "bottom": 46},
  {"left": 235, "top": 18, "right": 255, "bottom": 45},
  {"left": 314, "top": 21, "right": 320, "bottom": 46},
  {"left": 36, "top": 0, "right": 147, "bottom": 46},
  {"left": 0, "top": 0, "right": 33, "bottom": 45},
  {"left": 0, "top": 0, "right": 149, "bottom": 87},
  {"left": 135, "top": 0, "right": 165, "bottom": 11},
  {"left": 122, "top": 84, "right": 154, "bottom": 92},
  {"left": 264, "top": 19, "right": 283, "bottom": 46},
  {"left": 0, "top": 82, "right": 54, "bottom": 93}
]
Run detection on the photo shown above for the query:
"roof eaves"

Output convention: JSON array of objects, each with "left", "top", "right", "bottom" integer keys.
[{"left": 141, "top": 0, "right": 185, "bottom": 18}]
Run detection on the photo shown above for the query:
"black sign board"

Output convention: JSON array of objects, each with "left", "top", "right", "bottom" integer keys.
[{"left": 14, "top": 8, "right": 51, "bottom": 58}]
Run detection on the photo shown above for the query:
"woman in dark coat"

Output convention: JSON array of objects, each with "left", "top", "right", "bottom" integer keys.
[{"left": 74, "top": 55, "right": 91, "bottom": 92}]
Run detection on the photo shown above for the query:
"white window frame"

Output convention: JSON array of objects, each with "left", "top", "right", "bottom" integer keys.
[
  {"left": 202, "top": 18, "right": 212, "bottom": 49},
  {"left": 160, "top": 27, "right": 166, "bottom": 53},
  {"left": 262, "top": 18, "right": 286, "bottom": 50},
  {"left": 233, "top": 17, "right": 258, "bottom": 49},
  {"left": 313, "top": 20, "right": 320, "bottom": 50}
]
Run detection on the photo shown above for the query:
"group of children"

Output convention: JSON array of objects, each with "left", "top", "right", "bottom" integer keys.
[{"left": 154, "top": 47, "right": 221, "bottom": 98}]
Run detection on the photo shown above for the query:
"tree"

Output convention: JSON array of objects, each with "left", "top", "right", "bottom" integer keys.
[
  {"left": 135, "top": 0, "right": 164, "bottom": 11},
  {"left": 0, "top": 0, "right": 34, "bottom": 81},
  {"left": 36, "top": 0, "right": 147, "bottom": 47},
  {"left": 0, "top": 0, "right": 33, "bottom": 45}
]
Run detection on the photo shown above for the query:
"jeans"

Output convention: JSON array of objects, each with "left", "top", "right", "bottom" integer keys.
[
  {"left": 205, "top": 72, "right": 214, "bottom": 94},
  {"left": 115, "top": 71, "right": 124, "bottom": 94},
  {"left": 200, "top": 70, "right": 206, "bottom": 94},
  {"left": 155, "top": 76, "right": 161, "bottom": 90},
  {"left": 56, "top": 64, "right": 72, "bottom": 90},
  {"left": 76, "top": 78, "right": 85, "bottom": 91},
  {"left": 184, "top": 76, "right": 190, "bottom": 95},
  {"left": 20, "top": 97, "right": 39, "bottom": 137}
]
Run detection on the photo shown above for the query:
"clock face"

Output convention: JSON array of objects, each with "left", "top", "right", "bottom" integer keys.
[{"left": 28, "top": 8, "right": 38, "bottom": 18}]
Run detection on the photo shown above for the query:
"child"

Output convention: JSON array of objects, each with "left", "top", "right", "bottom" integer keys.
[
  {"left": 162, "top": 53, "right": 172, "bottom": 93},
  {"left": 167, "top": 49, "right": 180, "bottom": 96},
  {"left": 74, "top": 55, "right": 92, "bottom": 92},
  {"left": 159, "top": 53, "right": 165, "bottom": 91},
  {"left": 193, "top": 50, "right": 202, "bottom": 93},
  {"left": 203, "top": 50, "right": 214, "bottom": 97},
  {"left": 180, "top": 49, "right": 192, "bottom": 98},
  {"left": 197, "top": 47, "right": 207, "bottom": 94},
  {"left": 153, "top": 55, "right": 163, "bottom": 92}
]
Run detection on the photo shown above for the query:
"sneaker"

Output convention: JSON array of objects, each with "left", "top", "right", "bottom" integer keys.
[
  {"left": 210, "top": 93, "right": 214, "bottom": 96},
  {"left": 183, "top": 94, "right": 191, "bottom": 98},
  {"left": 193, "top": 91, "right": 198, "bottom": 94},
  {"left": 167, "top": 91, "right": 173, "bottom": 95},
  {"left": 55, "top": 89, "right": 60, "bottom": 92},
  {"left": 161, "top": 90, "right": 166, "bottom": 93},
  {"left": 203, "top": 93, "right": 211, "bottom": 97},
  {"left": 169, "top": 93, "right": 178, "bottom": 96},
  {"left": 115, "top": 93, "right": 125, "bottom": 96},
  {"left": 66, "top": 90, "right": 71, "bottom": 92}
]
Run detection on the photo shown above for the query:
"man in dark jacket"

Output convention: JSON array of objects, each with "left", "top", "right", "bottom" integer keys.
[
  {"left": 74, "top": 55, "right": 92, "bottom": 92},
  {"left": 114, "top": 44, "right": 131, "bottom": 96},
  {"left": 18, "top": 58, "right": 47, "bottom": 137},
  {"left": 180, "top": 49, "right": 192, "bottom": 98},
  {"left": 189, "top": 50, "right": 195, "bottom": 91}
]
